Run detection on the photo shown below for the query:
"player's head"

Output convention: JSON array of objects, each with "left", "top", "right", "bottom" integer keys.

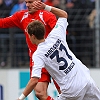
[
  {"left": 27, "top": 20, "right": 45, "bottom": 44},
  {"left": 25, "top": 0, "right": 41, "bottom": 14}
]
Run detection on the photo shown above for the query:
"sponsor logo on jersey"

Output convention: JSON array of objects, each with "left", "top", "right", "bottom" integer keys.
[{"left": 39, "top": 12, "right": 46, "bottom": 25}]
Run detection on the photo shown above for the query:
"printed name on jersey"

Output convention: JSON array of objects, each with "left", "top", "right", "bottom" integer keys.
[
  {"left": 45, "top": 39, "right": 75, "bottom": 74},
  {"left": 64, "top": 62, "right": 75, "bottom": 75},
  {"left": 45, "top": 39, "right": 61, "bottom": 57}
]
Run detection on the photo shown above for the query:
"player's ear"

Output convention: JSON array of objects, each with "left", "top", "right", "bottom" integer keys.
[
  {"left": 25, "top": 28, "right": 28, "bottom": 33},
  {"left": 31, "top": 34, "right": 36, "bottom": 39}
]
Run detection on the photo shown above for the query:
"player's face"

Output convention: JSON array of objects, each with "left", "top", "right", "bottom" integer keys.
[{"left": 25, "top": 0, "right": 41, "bottom": 14}]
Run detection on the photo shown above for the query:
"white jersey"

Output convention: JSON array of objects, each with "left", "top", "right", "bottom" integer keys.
[{"left": 32, "top": 18, "right": 91, "bottom": 97}]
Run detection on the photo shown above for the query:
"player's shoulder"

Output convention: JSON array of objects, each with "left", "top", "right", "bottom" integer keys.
[
  {"left": 39, "top": 10, "right": 55, "bottom": 16},
  {"left": 14, "top": 10, "right": 28, "bottom": 15},
  {"left": 12, "top": 10, "right": 29, "bottom": 19}
]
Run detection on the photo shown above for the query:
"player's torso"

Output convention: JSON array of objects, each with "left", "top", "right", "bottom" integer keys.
[
  {"left": 19, "top": 10, "right": 53, "bottom": 56},
  {"left": 35, "top": 18, "right": 90, "bottom": 95},
  {"left": 37, "top": 37, "right": 75, "bottom": 80},
  {"left": 38, "top": 39, "right": 89, "bottom": 96}
]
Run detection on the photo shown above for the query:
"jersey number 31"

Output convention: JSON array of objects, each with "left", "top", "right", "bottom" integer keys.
[{"left": 50, "top": 43, "right": 72, "bottom": 70}]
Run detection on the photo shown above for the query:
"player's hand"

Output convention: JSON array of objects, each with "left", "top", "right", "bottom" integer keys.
[{"left": 32, "top": 1, "right": 46, "bottom": 10}]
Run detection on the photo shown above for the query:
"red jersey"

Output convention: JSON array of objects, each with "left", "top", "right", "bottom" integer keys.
[{"left": 0, "top": 10, "right": 57, "bottom": 66}]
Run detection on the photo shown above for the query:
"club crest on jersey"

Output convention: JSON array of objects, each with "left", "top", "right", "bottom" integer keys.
[
  {"left": 21, "top": 12, "right": 28, "bottom": 22},
  {"left": 39, "top": 12, "right": 46, "bottom": 25},
  {"left": 54, "top": 24, "right": 58, "bottom": 28}
]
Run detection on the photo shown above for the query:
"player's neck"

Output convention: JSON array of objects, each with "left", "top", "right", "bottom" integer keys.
[{"left": 36, "top": 39, "right": 45, "bottom": 45}]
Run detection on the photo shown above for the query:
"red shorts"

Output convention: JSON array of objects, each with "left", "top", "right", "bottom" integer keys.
[
  {"left": 30, "top": 57, "right": 60, "bottom": 89},
  {"left": 30, "top": 61, "right": 51, "bottom": 82},
  {"left": 38, "top": 68, "right": 51, "bottom": 82}
]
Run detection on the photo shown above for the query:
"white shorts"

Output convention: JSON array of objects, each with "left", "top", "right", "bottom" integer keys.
[{"left": 56, "top": 79, "right": 100, "bottom": 100}]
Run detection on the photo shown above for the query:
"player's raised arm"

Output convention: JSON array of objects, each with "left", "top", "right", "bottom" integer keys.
[{"left": 32, "top": 1, "right": 68, "bottom": 18}]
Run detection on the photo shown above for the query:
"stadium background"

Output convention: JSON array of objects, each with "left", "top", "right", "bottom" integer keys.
[{"left": 0, "top": 0, "right": 100, "bottom": 100}]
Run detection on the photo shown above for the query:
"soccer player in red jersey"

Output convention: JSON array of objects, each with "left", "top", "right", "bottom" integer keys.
[
  {"left": 18, "top": 1, "right": 100, "bottom": 100},
  {"left": 0, "top": 0, "right": 60, "bottom": 99}
]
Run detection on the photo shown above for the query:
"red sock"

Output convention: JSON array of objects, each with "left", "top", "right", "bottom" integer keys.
[{"left": 46, "top": 96, "right": 54, "bottom": 100}]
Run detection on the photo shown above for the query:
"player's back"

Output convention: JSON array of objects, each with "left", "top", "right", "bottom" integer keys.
[
  {"left": 36, "top": 18, "right": 91, "bottom": 97},
  {"left": 37, "top": 34, "right": 91, "bottom": 97}
]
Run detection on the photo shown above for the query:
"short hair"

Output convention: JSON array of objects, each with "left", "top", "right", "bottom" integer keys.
[{"left": 27, "top": 20, "right": 45, "bottom": 40}]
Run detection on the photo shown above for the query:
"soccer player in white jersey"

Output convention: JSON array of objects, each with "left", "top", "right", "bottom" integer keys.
[{"left": 18, "top": 1, "right": 100, "bottom": 100}]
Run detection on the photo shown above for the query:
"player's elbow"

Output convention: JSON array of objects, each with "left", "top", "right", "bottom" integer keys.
[
  {"left": 63, "top": 11, "right": 68, "bottom": 18},
  {"left": 60, "top": 11, "right": 68, "bottom": 18}
]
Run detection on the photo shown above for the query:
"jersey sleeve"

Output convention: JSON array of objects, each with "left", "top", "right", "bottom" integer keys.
[
  {"left": 49, "top": 18, "right": 68, "bottom": 40},
  {"left": 43, "top": 10, "right": 68, "bottom": 35},
  {"left": 31, "top": 53, "right": 45, "bottom": 78},
  {"left": 0, "top": 12, "right": 22, "bottom": 28},
  {"left": 57, "top": 18, "right": 68, "bottom": 31}
]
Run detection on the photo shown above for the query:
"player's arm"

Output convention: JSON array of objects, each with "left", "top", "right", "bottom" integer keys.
[
  {"left": 17, "top": 77, "right": 39, "bottom": 100},
  {"left": 17, "top": 55, "right": 44, "bottom": 100},
  {"left": 32, "top": 1, "right": 68, "bottom": 18},
  {"left": 0, "top": 12, "right": 21, "bottom": 28}
]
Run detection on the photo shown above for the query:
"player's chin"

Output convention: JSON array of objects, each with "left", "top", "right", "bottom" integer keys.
[{"left": 28, "top": 9, "right": 37, "bottom": 14}]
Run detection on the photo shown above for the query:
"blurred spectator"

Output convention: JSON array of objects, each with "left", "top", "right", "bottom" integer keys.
[
  {"left": 66, "top": 0, "right": 95, "bottom": 67},
  {"left": 10, "top": 0, "right": 26, "bottom": 15},
  {"left": 0, "top": 0, "right": 11, "bottom": 67},
  {"left": 65, "top": 0, "right": 82, "bottom": 60},
  {"left": 0, "top": 0, "right": 10, "bottom": 20},
  {"left": 10, "top": 0, "right": 28, "bottom": 67},
  {"left": 44, "top": 0, "right": 60, "bottom": 8},
  {"left": 87, "top": 0, "right": 96, "bottom": 29},
  {"left": 87, "top": 9, "right": 96, "bottom": 29},
  {"left": 4, "top": 0, "right": 13, "bottom": 6},
  {"left": 42, "top": 0, "right": 46, "bottom": 2},
  {"left": 85, "top": 0, "right": 96, "bottom": 67},
  {"left": 79, "top": 0, "right": 96, "bottom": 67},
  {"left": 4, "top": 0, "right": 17, "bottom": 11},
  {"left": 65, "top": 0, "right": 81, "bottom": 9}
]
